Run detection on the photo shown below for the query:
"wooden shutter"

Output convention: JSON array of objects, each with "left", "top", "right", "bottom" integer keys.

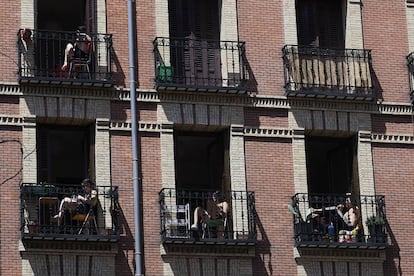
[
  {"left": 296, "top": 0, "right": 344, "bottom": 49},
  {"left": 85, "top": 0, "right": 97, "bottom": 34},
  {"left": 318, "top": 0, "right": 344, "bottom": 49}
]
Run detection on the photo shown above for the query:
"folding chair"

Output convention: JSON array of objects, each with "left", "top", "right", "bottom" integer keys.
[
  {"left": 72, "top": 203, "right": 98, "bottom": 235},
  {"left": 69, "top": 42, "right": 92, "bottom": 79}
]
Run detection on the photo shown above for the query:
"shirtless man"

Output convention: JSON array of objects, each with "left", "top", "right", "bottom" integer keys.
[
  {"left": 191, "top": 191, "right": 230, "bottom": 232},
  {"left": 53, "top": 178, "right": 97, "bottom": 224},
  {"left": 337, "top": 196, "right": 361, "bottom": 242}
]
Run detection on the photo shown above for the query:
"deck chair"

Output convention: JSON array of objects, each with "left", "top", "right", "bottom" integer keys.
[
  {"left": 69, "top": 42, "right": 92, "bottom": 79},
  {"left": 201, "top": 214, "right": 231, "bottom": 239},
  {"left": 71, "top": 199, "right": 98, "bottom": 235}
]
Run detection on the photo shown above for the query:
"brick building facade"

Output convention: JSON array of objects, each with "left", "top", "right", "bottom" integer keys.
[{"left": 1, "top": 0, "right": 414, "bottom": 275}]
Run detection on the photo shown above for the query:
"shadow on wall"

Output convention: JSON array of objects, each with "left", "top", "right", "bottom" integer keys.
[
  {"left": 111, "top": 49, "right": 126, "bottom": 87},
  {"left": 253, "top": 210, "right": 272, "bottom": 276},
  {"left": 383, "top": 221, "right": 402, "bottom": 276},
  {"left": 115, "top": 199, "right": 135, "bottom": 276}
]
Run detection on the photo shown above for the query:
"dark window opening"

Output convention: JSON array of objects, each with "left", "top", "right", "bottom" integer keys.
[
  {"left": 37, "top": 125, "right": 94, "bottom": 185},
  {"left": 37, "top": 0, "right": 94, "bottom": 32},
  {"left": 168, "top": 0, "right": 221, "bottom": 85},
  {"left": 296, "top": 0, "right": 345, "bottom": 49},
  {"left": 174, "top": 130, "right": 229, "bottom": 192},
  {"left": 305, "top": 135, "right": 358, "bottom": 195}
]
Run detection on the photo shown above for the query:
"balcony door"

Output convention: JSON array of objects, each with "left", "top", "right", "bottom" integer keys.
[
  {"left": 305, "top": 135, "right": 358, "bottom": 195},
  {"left": 37, "top": 125, "right": 95, "bottom": 185},
  {"left": 168, "top": 0, "right": 221, "bottom": 86},
  {"left": 296, "top": 0, "right": 345, "bottom": 49},
  {"left": 174, "top": 130, "right": 229, "bottom": 192}
]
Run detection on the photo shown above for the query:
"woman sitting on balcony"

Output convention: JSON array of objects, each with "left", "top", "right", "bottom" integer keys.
[
  {"left": 191, "top": 191, "right": 230, "bottom": 235},
  {"left": 61, "top": 26, "right": 91, "bottom": 72},
  {"left": 52, "top": 178, "right": 97, "bottom": 225}
]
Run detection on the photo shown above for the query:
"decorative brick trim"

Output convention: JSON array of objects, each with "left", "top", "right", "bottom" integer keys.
[
  {"left": 1, "top": 83, "right": 413, "bottom": 116},
  {"left": 21, "top": 240, "right": 117, "bottom": 253},
  {"left": 244, "top": 127, "right": 292, "bottom": 139},
  {"left": 0, "top": 83, "right": 21, "bottom": 95},
  {"left": 298, "top": 248, "right": 385, "bottom": 260},
  {"left": 162, "top": 244, "right": 255, "bottom": 257},
  {"left": 110, "top": 121, "right": 161, "bottom": 132},
  {"left": 371, "top": 133, "right": 414, "bottom": 144},
  {"left": 0, "top": 116, "right": 23, "bottom": 126}
]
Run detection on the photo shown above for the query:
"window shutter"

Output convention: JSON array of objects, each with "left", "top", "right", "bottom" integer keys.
[
  {"left": 318, "top": 0, "right": 344, "bottom": 49},
  {"left": 296, "top": 0, "right": 344, "bottom": 49}
]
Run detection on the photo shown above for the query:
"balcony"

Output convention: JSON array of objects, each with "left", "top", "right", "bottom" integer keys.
[
  {"left": 20, "top": 183, "right": 120, "bottom": 242},
  {"left": 290, "top": 193, "right": 387, "bottom": 249},
  {"left": 282, "top": 45, "right": 375, "bottom": 100},
  {"left": 407, "top": 52, "right": 414, "bottom": 101},
  {"left": 159, "top": 188, "right": 256, "bottom": 246},
  {"left": 153, "top": 37, "right": 252, "bottom": 94},
  {"left": 17, "top": 29, "right": 114, "bottom": 87}
]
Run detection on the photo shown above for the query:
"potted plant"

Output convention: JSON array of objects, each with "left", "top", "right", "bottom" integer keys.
[{"left": 366, "top": 215, "right": 386, "bottom": 243}]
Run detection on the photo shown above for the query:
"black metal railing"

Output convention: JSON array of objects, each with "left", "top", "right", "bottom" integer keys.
[
  {"left": 290, "top": 193, "right": 387, "bottom": 248},
  {"left": 282, "top": 45, "right": 374, "bottom": 100},
  {"left": 21, "top": 183, "right": 120, "bottom": 240},
  {"left": 153, "top": 37, "right": 251, "bottom": 93},
  {"left": 407, "top": 52, "right": 414, "bottom": 100},
  {"left": 17, "top": 29, "right": 113, "bottom": 85},
  {"left": 159, "top": 188, "right": 256, "bottom": 244}
]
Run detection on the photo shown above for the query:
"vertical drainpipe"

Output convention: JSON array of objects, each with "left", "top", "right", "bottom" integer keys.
[{"left": 127, "top": 0, "right": 143, "bottom": 275}]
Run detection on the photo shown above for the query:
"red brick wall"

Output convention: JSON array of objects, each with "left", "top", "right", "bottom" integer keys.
[
  {"left": 0, "top": 128, "right": 22, "bottom": 276},
  {"left": 237, "top": 2, "right": 286, "bottom": 97},
  {"left": 0, "top": 1, "right": 20, "bottom": 82},
  {"left": 245, "top": 137, "right": 296, "bottom": 275},
  {"left": 362, "top": 0, "right": 410, "bottom": 103},
  {"left": 372, "top": 114, "right": 414, "bottom": 134},
  {"left": 372, "top": 144, "right": 414, "bottom": 275},
  {"left": 245, "top": 108, "right": 289, "bottom": 128},
  {"left": 111, "top": 131, "right": 162, "bottom": 276},
  {"left": 0, "top": 96, "right": 20, "bottom": 115},
  {"left": 111, "top": 101, "right": 157, "bottom": 122},
  {"left": 107, "top": 0, "right": 156, "bottom": 89}
]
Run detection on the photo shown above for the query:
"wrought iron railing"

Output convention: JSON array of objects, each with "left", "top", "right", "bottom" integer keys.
[
  {"left": 282, "top": 45, "right": 374, "bottom": 100},
  {"left": 153, "top": 37, "right": 251, "bottom": 92},
  {"left": 290, "top": 193, "right": 387, "bottom": 248},
  {"left": 159, "top": 188, "right": 256, "bottom": 244},
  {"left": 407, "top": 52, "right": 414, "bottom": 100},
  {"left": 17, "top": 29, "right": 113, "bottom": 85},
  {"left": 21, "top": 183, "right": 120, "bottom": 240}
]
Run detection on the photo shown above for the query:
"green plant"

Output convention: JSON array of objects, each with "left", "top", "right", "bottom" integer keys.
[{"left": 365, "top": 215, "right": 385, "bottom": 226}]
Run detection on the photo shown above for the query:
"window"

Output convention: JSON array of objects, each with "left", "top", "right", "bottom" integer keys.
[
  {"left": 305, "top": 135, "right": 358, "bottom": 194},
  {"left": 296, "top": 0, "right": 344, "bottom": 49},
  {"left": 168, "top": 0, "right": 221, "bottom": 85},
  {"left": 37, "top": 125, "right": 95, "bottom": 185},
  {"left": 37, "top": 0, "right": 95, "bottom": 32},
  {"left": 174, "top": 129, "right": 229, "bottom": 192}
]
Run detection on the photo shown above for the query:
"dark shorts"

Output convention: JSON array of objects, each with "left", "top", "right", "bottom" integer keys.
[
  {"left": 206, "top": 218, "right": 224, "bottom": 227},
  {"left": 76, "top": 203, "right": 90, "bottom": 214}
]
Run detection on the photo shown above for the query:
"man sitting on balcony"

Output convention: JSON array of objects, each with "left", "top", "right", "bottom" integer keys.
[
  {"left": 191, "top": 191, "right": 230, "bottom": 235},
  {"left": 52, "top": 178, "right": 97, "bottom": 225},
  {"left": 61, "top": 26, "right": 91, "bottom": 72}
]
